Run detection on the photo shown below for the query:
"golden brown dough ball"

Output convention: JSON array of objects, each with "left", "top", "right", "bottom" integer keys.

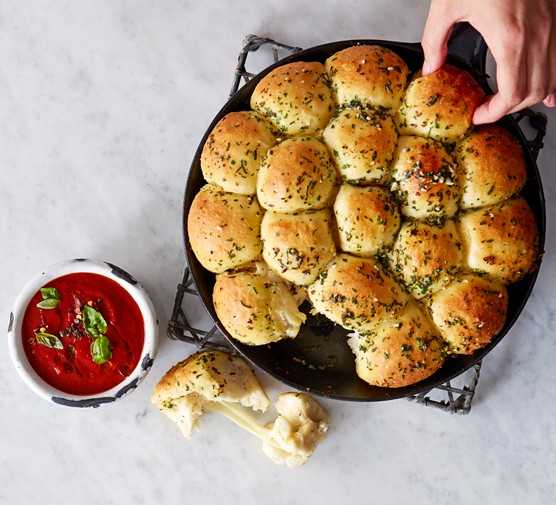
[
  {"left": 257, "top": 137, "right": 337, "bottom": 212},
  {"left": 187, "top": 184, "right": 263, "bottom": 273},
  {"left": 261, "top": 210, "right": 337, "bottom": 286},
  {"left": 348, "top": 302, "right": 445, "bottom": 388},
  {"left": 323, "top": 106, "right": 397, "bottom": 184},
  {"left": 213, "top": 270, "right": 306, "bottom": 345},
  {"left": 391, "top": 135, "right": 459, "bottom": 220},
  {"left": 250, "top": 61, "right": 334, "bottom": 136},
  {"left": 325, "top": 45, "right": 410, "bottom": 110},
  {"left": 459, "top": 198, "right": 539, "bottom": 283},
  {"left": 397, "top": 65, "right": 485, "bottom": 143},
  {"left": 200, "top": 111, "right": 276, "bottom": 195},
  {"left": 456, "top": 125, "right": 527, "bottom": 209},
  {"left": 389, "top": 220, "right": 464, "bottom": 299},
  {"left": 308, "top": 254, "right": 409, "bottom": 335},
  {"left": 429, "top": 274, "right": 508, "bottom": 355},
  {"left": 333, "top": 184, "right": 400, "bottom": 257}
]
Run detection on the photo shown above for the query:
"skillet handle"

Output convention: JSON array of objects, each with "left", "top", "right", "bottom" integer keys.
[
  {"left": 446, "top": 22, "right": 488, "bottom": 76},
  {"left": 511, "top": 109, "right": 548, "bottom": 162}
]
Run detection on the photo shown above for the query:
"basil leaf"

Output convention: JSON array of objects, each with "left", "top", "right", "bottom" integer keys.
[
  {"left": 40, "top": 287, "right": 60, "bottom": 300},
  {"left": 83, "top": 305, "right": 107, "bottom": 338},
  {"left": 37, "top": 287, "right": 61, "bottom": 310},
  {"left": 90, "top": 335, "right": 112, "bottom": 364},
  {"left": 35, "top": 331, "right": 64, "bottom": 349},
  {"left": 36, "top": 298, "right": 60, "bottom": 310}
]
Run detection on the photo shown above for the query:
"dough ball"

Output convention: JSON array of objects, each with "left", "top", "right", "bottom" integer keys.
[
  {"left": 325, "top": 45, "right": 409, "bottom": 110},
  {"left": 391, "top": 135, "right": 459, "bottom": 220},
  {"left": 397, "top": 64, "right": 484, "bottom": 143},
  {"left": 459, "top": 198, "right": 539, "bottom": 283},
  {"left": 261, "top": 209, "right": 337, "bottom": 286},
  {"left": 201, "top": 111, "right": 276, "bottom": 195},
  {"left": 456, "top": 125, "right": 527, "bottom": 209},
  {"left": 334, "top": 184, "right": 400, "bottom": 256},
  {"left": 389, "top": 220, "right": 464, "bottom": 299},
  {"left": 251, "top": 61, "right": 334, "bottom": 136},
  {"left": 429, "top": 274, "right": 508, "bottom": 354},
  {"left": 187, "top": 184, "right": 263, "bottom": 273},
  {"left": 213, "top": 269, "right": 306, "bottom": 345},
  {"left": 323, "top": 106, "right": 397, "bottom": 184},
  {"left": 257, "top": 137, "right": 337, "bottom": 212},
  {"left": 348, "top": 302, "right": 445, "bottom": 388},
  {"left": 308, "top": 254, "right": 409, "bottom": 335}
]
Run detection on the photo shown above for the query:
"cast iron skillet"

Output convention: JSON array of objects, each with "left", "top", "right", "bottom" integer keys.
[{"left": 183, "top": 23, "right": 546, "bottom": 401}]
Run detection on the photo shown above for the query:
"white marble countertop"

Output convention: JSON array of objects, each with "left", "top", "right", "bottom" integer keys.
[{"left": 1, "top": 1, "right": 555, "bottom": 504}]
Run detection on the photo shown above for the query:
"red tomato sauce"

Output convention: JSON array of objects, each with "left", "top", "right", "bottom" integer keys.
[{"left": 22, "top": 273, "right": 144, "bottom": 395}]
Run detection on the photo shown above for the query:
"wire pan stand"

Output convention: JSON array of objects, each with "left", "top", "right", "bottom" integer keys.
[{"left": 169, "top": 34, "right": 482, "bottom": 415}]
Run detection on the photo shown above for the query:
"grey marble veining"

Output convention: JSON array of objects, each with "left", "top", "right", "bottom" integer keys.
[{"left": 1, "top": 1, "right": 555, "bottom": 504}]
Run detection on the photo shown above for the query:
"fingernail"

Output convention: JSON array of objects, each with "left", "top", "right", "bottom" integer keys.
[
  {"left": 472, "top": 110, "right": 487, "bottom": 125},
  {"left": 544, "top": 94, "right": 556, "bottom": 107},
  {"left": 422, "top": 62, "right": 431, "bottom": 75}
]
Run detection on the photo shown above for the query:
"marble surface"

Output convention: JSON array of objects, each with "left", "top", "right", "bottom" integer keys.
[{"left": 1, "top": 1, "right": 555, "bottom": 504}]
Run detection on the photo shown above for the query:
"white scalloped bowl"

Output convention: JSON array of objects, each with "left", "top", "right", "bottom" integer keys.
[{"left": 8, "top": 259, "right": 159, "bottom": 407}]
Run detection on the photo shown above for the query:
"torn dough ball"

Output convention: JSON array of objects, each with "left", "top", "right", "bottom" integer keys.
[
  {"left": 151, "top": 350, "right": 270, "bottom": 438},
  {"left": 152, "top": 351, "right": 328, "bottom": 467}
]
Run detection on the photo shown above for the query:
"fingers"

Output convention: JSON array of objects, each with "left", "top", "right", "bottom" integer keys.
[
  {"left": 479, "top": 29, "right": 553, "bottom": 119},
  {"left": 507, "top": 16, "right": 553, "bottom": 114},
  {"left": 473, "top": 95, "right": 515, "bottom": 124},
  {"left": 472, "top": 3, "right": 555, "bottom": 122},
  {"left": 422, "top": 0, "right": 556, "bottom": 121},
  {"left": 473, "top": 61, "right": 527, "bottom": 124},
  {"left": 543, "top": 13, "right": 556, "bottom": 108},
  {"left": 421, "top": 1, "right": 462, "bottom": 75},
  {"left": 472, "top": 19, "right": 528, "bottom": 124}
]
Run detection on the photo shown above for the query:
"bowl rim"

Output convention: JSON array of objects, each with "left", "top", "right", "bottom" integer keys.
[{"left": 7, "top": 258, "right": 158, "bottom": 408}]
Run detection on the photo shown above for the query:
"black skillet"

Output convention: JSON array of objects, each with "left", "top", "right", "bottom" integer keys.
[{"left": 183, "top": 23, "right": 547, "bottom": 401}]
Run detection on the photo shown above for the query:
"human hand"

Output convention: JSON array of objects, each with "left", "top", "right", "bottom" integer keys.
[{"left": 421, "top": 0, "right": 556, "bottom": 124}]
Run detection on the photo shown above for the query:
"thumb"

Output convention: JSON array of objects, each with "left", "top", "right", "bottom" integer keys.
[
  {"left": 472, "top": 94, "right": 513, "bottom": 124},
  {"left": 421, "top": 2, "right": 460, "bottom": 74}
]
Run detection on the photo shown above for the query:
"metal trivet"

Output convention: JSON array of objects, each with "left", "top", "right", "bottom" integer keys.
[{"left": 169, "top": 34, "right": 482, "bottom": 415}]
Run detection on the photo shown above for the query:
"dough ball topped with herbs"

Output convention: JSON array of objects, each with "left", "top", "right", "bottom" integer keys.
[
  {"left": 188, "top": 46, "right": 539, "bottom": 388},
  {"left": 307, "top": 254, "right": 409, "bottom": 335},
  {"left": 213, "top": 268, "right": 306, "bottom": 345},
  {"left": 256, "top": 137, "right": 337, "bottom": 212},
  {"left": 323, "top": 105, "right": 398, "bottom": 184},
  {"left": 389, "top": 220, "right": 464, "bottom": 299},
  {"left": 456, "top": 125, "right": 527, "bottom": 209},
  {"left": 325, "top": 45, "right": 410, "bottom": 110},
  {"left": 187, "top": 184, "right": 263, "bottom": 273},
  {"left": 251, "top": 61, "right": 334, "bottom": 136},
  {"left": 334, "top": 184, "right": 400, "bottom": 257},
  {"left": 397, "top": 64, "right": 485, "bottom": 143},
  {"left": 429, "top": 274, "right": 508, "bottom": 354},
  {"left": 459, "top": 197, "right": 538, "bottom": 283},
  {"left": 348, "top": 302, "right": 445, "bottom": 387},
  {"left": 200, "top": 111, "right": 276, "bottom": 195},
  {"left": 261, "top": 209, "right": 336, "bottom": 286},
  {"left": 391, "top": 136, "right": 459, "bottom": 221}
]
